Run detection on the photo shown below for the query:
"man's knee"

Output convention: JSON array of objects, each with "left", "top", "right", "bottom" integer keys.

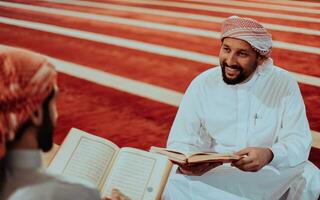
[{"left": 301, "top": 161, "right": 320, "bottom": 200}]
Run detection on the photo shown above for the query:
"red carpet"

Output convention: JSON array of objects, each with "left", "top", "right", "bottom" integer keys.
[{"left": 0, "top": 0, "right": 319, "bottom": 169}]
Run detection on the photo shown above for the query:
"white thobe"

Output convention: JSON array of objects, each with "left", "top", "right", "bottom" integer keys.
[
  {"left": 2, "top": 150, "right": 101, "bottom": 200},
  {"left": 165, "top": 59, "right": 319, "bottom": 200}
]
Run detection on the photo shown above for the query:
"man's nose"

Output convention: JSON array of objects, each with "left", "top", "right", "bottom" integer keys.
[{"left": 226, "top": 53, "right": 237, "bottom": 66}]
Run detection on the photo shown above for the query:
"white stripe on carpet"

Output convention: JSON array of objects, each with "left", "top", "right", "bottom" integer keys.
[
  {"left": 176, "top": 0, "right": 320, "bottom": 14},
  {"left": 312, "top": 131, "right": 320, "bottom": 149},
  {"left": 108, "top": 0, "right": 320, "bottom": 23},
  {"left": 0, "top": 1, "right": 319, "bottom": 54},
  {"left": 252, "top": 0, "right": 320, "bottom": 8},
  {"left": 0, "top": 16, "right": 319, "bottom": 87},
  {"left": 40, "top": 0, "right": 320, "bottom": 36}
]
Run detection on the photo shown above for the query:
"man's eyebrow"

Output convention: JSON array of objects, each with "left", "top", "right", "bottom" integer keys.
[
  {"left": 239, "top": 49, "right": 249, "bottom": 52},
  {"left": 238, "top": 49, "right": 257, "bottom": 55},
  {"left": 222, "top": 44, "right": 253, "bottom": 53}
]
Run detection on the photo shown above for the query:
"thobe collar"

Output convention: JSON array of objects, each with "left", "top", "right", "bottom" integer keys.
[{"left": 7, "top": 150, "right": 42, "bottom": 170}]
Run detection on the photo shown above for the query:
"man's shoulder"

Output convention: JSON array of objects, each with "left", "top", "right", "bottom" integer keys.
[
  {"left": 269, "top": 65, "right": 296, "bottom": 82},
  {"left": 8, "top": 177, "right": 101, "bottom": 200},
  {"left": 52, "top": 179, "right": 101, "bottom": 199},
  {"left": 261, "top": 65, "right": 300, "bottom": 97},
  {"left": 263, "top": 65, "right": 298, "bottom": 88}
]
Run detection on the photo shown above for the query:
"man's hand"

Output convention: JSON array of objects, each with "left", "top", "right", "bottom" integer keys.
[
  {"left": 177, "top": 162, "right": 222, "bottom": 176},
  {"left": 232, "top": 147, "right": 273, "bottom": 172},
  {"left": 102, "top": 189, "right": 130, "bottom": 200}
]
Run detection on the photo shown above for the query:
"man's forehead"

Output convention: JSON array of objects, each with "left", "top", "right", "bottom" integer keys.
[{"left": 222, "top": 38, "right": 254, "bottom": 52}]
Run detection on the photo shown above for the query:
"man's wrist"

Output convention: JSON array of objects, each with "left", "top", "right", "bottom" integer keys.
[{"left": 266, "top": 148, "right": 274, "bottom": 164}]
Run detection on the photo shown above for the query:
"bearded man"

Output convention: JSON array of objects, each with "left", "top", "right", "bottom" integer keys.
[
  {"left": 163, "top": 16, "right": 320, "bottom": 200},
  {"left": 0, "top": 47, "right": 128, "bottom": 200}
]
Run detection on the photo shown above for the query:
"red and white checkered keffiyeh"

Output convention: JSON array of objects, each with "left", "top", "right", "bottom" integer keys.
[
  {"left": 221, "top": 16, "right": 272, "bottom": 57},
  {"left": 0, "top": 46, "right": 57, "bottom": 159}
]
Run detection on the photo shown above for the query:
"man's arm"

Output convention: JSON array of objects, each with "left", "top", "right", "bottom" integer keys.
[
  {"left": 167, "top": 79, "right": 209, "bottom": 152},
  {"left": 268, "top": 81, "right": 312, "bottom": 168},
  {"left": 167, "top": 79, "right": 220, "bottom": 175},
  {"left": 233, "top": 80, "right": 311, "bottom": 171}
]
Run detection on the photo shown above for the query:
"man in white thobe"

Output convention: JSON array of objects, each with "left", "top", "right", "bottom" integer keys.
[
  {"left": 0, "top": 47, "right": 128, "bottom": 200},
  {"left": 163, "top": 16, "right": 320, "bottom": 200}
]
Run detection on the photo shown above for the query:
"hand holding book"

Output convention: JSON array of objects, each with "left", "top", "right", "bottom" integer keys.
[
  {"left": 150, "top": 146, "right": 242, "bottom": 176},
  {"left": 177, "top": 162, "right": 223, "bottom": 176},
  {"left": 150, "top": 146, "right": 242, "bottom": 164}
]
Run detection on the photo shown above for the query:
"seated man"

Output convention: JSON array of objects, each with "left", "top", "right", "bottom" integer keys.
[
  {"left": 163, "top": 16, "right": 320, "bottom": 200},
  {"left": 0, "top": 47, "right": 129, "bottom": 200}
]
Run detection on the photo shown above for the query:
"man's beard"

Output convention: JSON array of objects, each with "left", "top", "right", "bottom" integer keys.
[
  {"left": 221, "top": 61, "right": 257, "bottom": 85},
  {"left": 36, "top": 118, "right": 54, "bottom": 152},
  {"left": 36, "top": 101, "right": 54, "bottom": 152}
]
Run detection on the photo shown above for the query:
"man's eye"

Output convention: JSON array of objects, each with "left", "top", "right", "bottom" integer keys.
[
  {"left": 223, "top": 47, "right": 230, "bottom": 52},
  {"left": 239, "top": 52, "right": 248, "bottom": 56}
]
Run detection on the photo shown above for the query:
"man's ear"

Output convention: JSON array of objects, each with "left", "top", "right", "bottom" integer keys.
[
  {"left": 30, "top": 107, "right": 43, "bottom": 126},
  {"left": 257, "top": 55, "right": 267, "bottom": 66}
]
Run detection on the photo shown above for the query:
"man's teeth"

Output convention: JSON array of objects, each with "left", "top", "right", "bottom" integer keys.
[{"left": 226, "top": 67, "right": 239, "bottom": 71}]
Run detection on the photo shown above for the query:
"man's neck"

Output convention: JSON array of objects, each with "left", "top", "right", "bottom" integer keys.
[{"left": 12, "top": 127, "right": 38, "bottom": 150}]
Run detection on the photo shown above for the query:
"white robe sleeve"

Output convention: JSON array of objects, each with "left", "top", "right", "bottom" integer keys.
[
  {"left": 270, "top": 81, "right": 312, "bottom": 169},
  {"left": 167, "top": 79, "right": 212, "bottom": 153}
]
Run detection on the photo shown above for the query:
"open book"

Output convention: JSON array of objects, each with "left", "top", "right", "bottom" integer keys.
[
  {"left": 150, "top": 146, "right": 241, "bottom": 164},
  {"left": 48, "top": 128, "right": 172, "bottom": 200}
]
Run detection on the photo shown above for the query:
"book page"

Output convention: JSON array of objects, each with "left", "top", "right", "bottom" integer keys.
[
  {"left": 149, "top": 146, "right": 187, "bottom": 164},
  {"left": 48, "top": 128, "right": 119, "bottom": 189},
  {"left": 150, "top": 146, "right": 240, "bottom": 164},
  {"left": 102, "top": 148, "right": 172, "bottom": 200},
  {"left": 188, "top": 152, "right": 241, "bottom": 163}
]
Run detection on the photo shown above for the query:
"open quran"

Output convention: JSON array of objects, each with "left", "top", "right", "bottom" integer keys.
[
  {"left": 150, "top": 146, "right": 241, "bottom": 164},
  {"left": 48, "top": 128, "right": 172, "bottom": 200}
]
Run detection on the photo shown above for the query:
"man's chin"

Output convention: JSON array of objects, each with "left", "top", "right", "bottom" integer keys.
[
  {"left": 222, "top": 68, "right": 240, "bottom": 85},
  {"left": 222, "top": 70, "right": 247, "bottom": 85},
  {"left": 223, "top": 76, "right": 240, "bottom": 85}
]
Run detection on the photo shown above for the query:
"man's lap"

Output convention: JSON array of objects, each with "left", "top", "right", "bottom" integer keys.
[
  {"left": 163, "top": 163, "right": 305, "bottom": 200},
  {"left": 301, "top": 161, "right": 320, "bottom": 200},
  {"left": 162, "top": 167, "right": 249, "bottom": 200}
]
